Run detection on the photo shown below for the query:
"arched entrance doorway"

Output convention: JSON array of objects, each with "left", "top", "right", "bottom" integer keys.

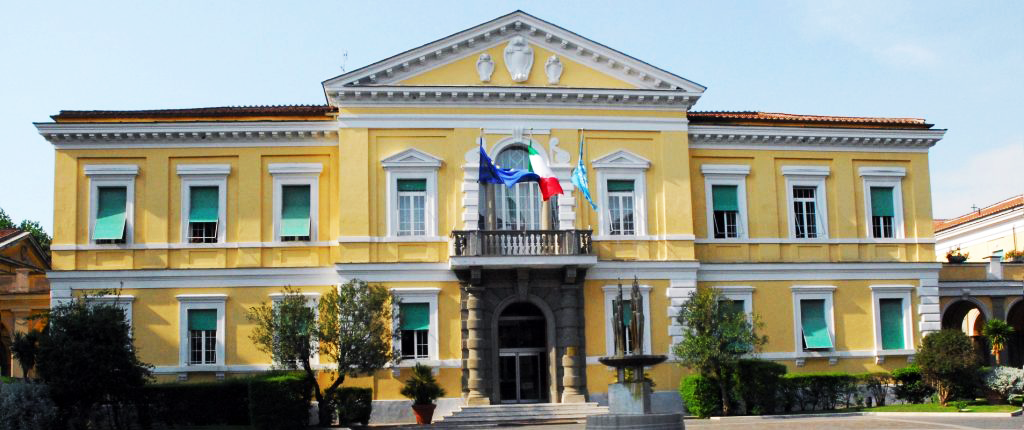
[
  {"left": 942, "top": 300, "right": 990, "bottom": 365},
  {"left": 1007, "top": 300, "right": 1023, "bottom": 367},
  {"left": 495, "top": 301, "right": 551, "bottom": 403}
]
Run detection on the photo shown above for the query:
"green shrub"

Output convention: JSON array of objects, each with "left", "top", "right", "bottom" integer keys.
[
  {"left": 138, "top": 378, "right": 251, "bottom": 426},
  {"left": 891, "top": 365, "right": 933, "bottom": 404},
  {"left": 334, "top": 387, "right": 373, "bottom": 426},
  {"left": 249, "top": 372, "right": 311, "bottom": 430},
  {"left": 400, "top": 363, "right": 445, "bottom": 405},
  {"left": 784, "top": 373, "right": 858, "bottom": 411},
  {"left": 983, "top": 366, "right": 1024, "bottom": 400},
  {"left": 0, "top": 382, "right": 58, "bottom": 430},
  {"left": 680, "top": 374, "right": 721, "bottom": 418},
  {"left": 917, "top": 330, "right": 981, "bottom": 405},
  {"left": 858, "top": 372, "right": 892, "bottom": 407},
  {"left": 733, "top": 359, "right": 786, "bottom": 414}
]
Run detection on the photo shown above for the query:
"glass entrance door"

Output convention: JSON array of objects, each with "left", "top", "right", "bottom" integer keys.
[{"left": 498, "top": 350, "right": 544, "bottom": 403}]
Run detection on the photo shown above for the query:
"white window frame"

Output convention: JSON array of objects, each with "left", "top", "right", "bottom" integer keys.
[
  {"left": 869, "top": 285, "right": 915, "bottom": 361},
  {"left": 715, "top": 286, "right": 754, "bottom": 317},
  {"left": 782, "top": 166, "right": 830, "bottom": 240},
  {"left": 177, "top": 164, "right": 230, "bottom": 244},
  {"left": 602, "top": 284, "right": 653, "bottom": 355},
  {"left": 606, "top": 181, "right": 637, "bottom": 236},
  {"left": 177, "top": 294, "right": 227, "bottom": 370},
  {"left": 382, "top": 149, "right": 442, "bottom": 239},
  {"left": 269, "top": 163, "right": 322, "bottom": 242},
  {"left": 85, "top": 164, "right": 139, "bottom": 245},
  {"left": 593, "top": 150, "right": 650, "bottom": 239},
  {"left": 390, "top": 287, "right": 441, "bottom": 365},
  {"left": 88, "top": 294, "right": 134, "bottom": 327},
  {"left": 791, "top": 286, "right": 837, "bottom": 357},
  {"left": 859, "top": 167, "right": 906, "bottom": 240},
  {"left": 701, "top": 165, "right": 751, "bottom": 240},
  {"left": 269, "top": 292, "right": 321, "bottom": 366}
]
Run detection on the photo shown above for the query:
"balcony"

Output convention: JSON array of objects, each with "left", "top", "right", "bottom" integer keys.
[{"left": 449, "top": 229, "right": 597, "bottom": 269}]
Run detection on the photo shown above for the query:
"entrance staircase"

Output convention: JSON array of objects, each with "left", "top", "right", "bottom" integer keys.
[{"left": 434, "top": 402, "right": 608, "bottom": 426}]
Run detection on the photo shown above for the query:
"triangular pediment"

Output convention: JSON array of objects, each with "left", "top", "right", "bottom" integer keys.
[
  {"left": 0, "top": 231, "right": 50, "bottom": 272},
  {"left": 381, "top": 148, "right": 443, "bottom": 169},
  {"left": 592, "top": 150, "right": 651, "bottom": 170},
  {"left": 323, "top": 11, "right": 705, "bottom": 95}
]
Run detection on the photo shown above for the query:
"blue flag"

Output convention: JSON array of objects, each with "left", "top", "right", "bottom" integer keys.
[
  {"left": 478, "top": 137, "right": 539, "bottom": 188},
  {"left": 571, "top": 134, "right": 597, "bottom": 210}
]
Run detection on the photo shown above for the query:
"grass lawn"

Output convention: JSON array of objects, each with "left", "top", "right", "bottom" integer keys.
[{"left": 861, "top": 403, "right": 1021, "bottom": 413}]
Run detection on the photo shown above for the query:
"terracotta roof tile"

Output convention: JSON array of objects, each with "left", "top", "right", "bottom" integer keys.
[
  {"left": 689, "top": 111, "right": 934, "bottom": 129},
  {"left": 0, "top": 229, "right": 23, "bottom": 242},
  {"left": 934, "top": 195, "right": 1024, "bottom": 232},
  {"left": 52, "top": 105, "right": 335, "bottom": 121}
]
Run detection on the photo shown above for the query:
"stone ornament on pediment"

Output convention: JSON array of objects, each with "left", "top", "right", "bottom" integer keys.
[
  {"left": 503, "top": 36, "right": 534, "bottom": 82},
  {"left": 476, "top": 53, "right": 494, "bottom": 83},
  {"left": 545, "top": 55, "right": 563, "bottom": 85}
]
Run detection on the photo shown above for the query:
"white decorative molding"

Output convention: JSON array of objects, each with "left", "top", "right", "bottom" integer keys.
[
  {"left": 782, "top": 165, "right": 830, "bottom": 240},
  {"left": 176, "top": 294, "right": 228, "bottom": 371},
  {"left": 861, "top": 169, "right": 906, "bottom": 239},
  {"left": 336, "top": 263, "right": 459, "bottom": 282},
  {"left": 382, "top": 150, "right": 440, "bottom": 238},
  {"left": 545, "top": 55, "right": 563, "bottom": 84},
  {"left": 689, "top": 125, "right": 945, "bottom": 152},
  {"left": 50, "top": 241, "right": 338, "bottom": 251},
  {"left": 381, "top": 148, "right": 443, "bottom": 169},
  {"left": 177, "top": 164, "right": 231, "bottom": 176},
  {"left": 37, "top": 121, "right": 338, "bottom": 149},
  {"left": 503, "top": 36, "right": 534, "bottom": 82},
  {"left": 268, "top": 163, "right": 323, "bottom": 175},
  {"left": 700, "top": 164, "right": 750, "bottom": 176},
  {"left": 390, "top": 287, "right": 442, "bottom": 363},
  {"left": 329, "top": 87, "right": 697, "bottom": 110},
  {"left": 476, "top": 53, "right": 494, "bottom": 82},
  {"left": 859, "top": 166, "right": 907, "bottom": 178},
  {"left": 84, "top": 164, "right": 139, "bottom": 177},
  {"left": 781, "top": 165, "right": 831, "bottom": 177},
  {"left": 48, "top": 267, "right": 341, "bottom": 290},
  {"left": 592, "top": 150, "right": 652, "bottom": 170},
  {"left": 178, "top": 166, "right": 229, "bottom": 244},
  {"left": 694, "top": 237, "right": 934, "bottom": 244},
  {"left": 86, "top": 165, "right": 137, "bottom": 245},
  {"left": 701, "top": 164, "right": 751, "bottom": 240},
  {"left": 791, "top": 286, "right": 837, "bottom": 357},
  {"left": 697, "top": 262, "right": 941, "bottom": 282},
  {"left": 338, "top": 113, "right": 689, "bottom": 130}
]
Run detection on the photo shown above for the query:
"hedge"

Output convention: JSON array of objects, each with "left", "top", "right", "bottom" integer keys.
[
  {"left": 136, "top": 377, "right": 251, "bottom": 427},
  {"left": 891, "top": 365, "right": 934, "bottom": 404},
  {"left": 733, "top": 359, "right": 786, "bottom": 414},
  {"left": 784, "top": 372, "right": 858, "bottom": 411},
  {"left": 248, "top": 372, "right": 311, "bottom": 430},
  {"left": 679, "top": 375, "right": 721, "bottom": 418},
  {"left": 335, "top": 386, "right": 373, "bottom": 426}
]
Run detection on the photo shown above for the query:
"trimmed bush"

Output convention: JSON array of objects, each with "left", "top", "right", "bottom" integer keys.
[
  {"left": 858, "top": 372, "right": 892, "bottom": 407},
  {"left": 137, "top": 378, "right": 251, "bottom": 426},
  {"left": 249, "top": 372, "right": 311, "bottom": 430},
  {"left": 733, "top": 359, "right": 786, "bottom": 414},
  {"left": 784, "top": 373, "right": 858, "bottom": 411},
  {"left": 983, "top": 366, "right": 1024, "bottom": 401},
  {"left": 680, "top": 374, "right": 721, "bottom": 418},
  {"left": 0, "top": 382, "right": 58, "bottom": 430},
  {"left": 891, "top": 365, "right": 933, "bottom": 404},
  {"left": 917, "top": 330, "right": 981, "bottom": 405},
  {"left": 335, "top": 387, "right": 373, "bottom": 426}
]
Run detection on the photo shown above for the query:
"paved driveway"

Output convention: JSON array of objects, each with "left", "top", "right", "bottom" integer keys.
[{"left": 426, "top": 414, "right": 1023, "bottom": 430}]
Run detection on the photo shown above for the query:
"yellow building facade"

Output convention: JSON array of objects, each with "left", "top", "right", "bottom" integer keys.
[{"left": 38, "top": 11, "right": 949, "bottom": 421}]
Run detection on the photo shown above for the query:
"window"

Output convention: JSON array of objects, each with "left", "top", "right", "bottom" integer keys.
[
  {"left": 607, "top": 180, "right": 636, "bottom": 236},
  {"left": 397, "top": 179, "right": 426, "bottom": 236},
  {"left": 177, "top": 164, "right": 229, "bottom": 244},
  {"left": 716, "top": 286, "right": 754, "bottom": 317},
  {"left": 860, "top": 167, "right": 906, "bottom": 240},
  {"left": 878, "top": 299, "right": 904, "bottom": 349},
  {"left": 399, "top": 303, "right": 430, "bottom": 359},
  {"left": 269, "top": 163, "right": 322, "bottom": 242},
  {"left": 782, "top": 166, "right": 830, "bottom": 240},
  {"left": 269, "top": 292, "right": 320, "bottom": 366},
  {"left": 495, "top": 146, "right": 542, "bottom": 230},
  {"left": 791, "top": 286, "right": 836, "bottom": 355},
  {"left": 188, "top": 309, "right": 217, "bottom": 365},
  {"left": 869, "top": 285, "right": 914, "bottom": 359},
  {"left": 602, "top": 284, "right": 652, "bottom": 355},
  {"left": 281, "top": 185, "right": 312, "bottom": 241},
  {"left": 87, "top": 295, "right": 134, "bottom": 328},
  {"left": 188, "top": 186, "right": 219, "bottom": 243},
  {"left": 701, "top": 165, "right": 750, "bottom": 240},
  {"left": 86, "top": 164, "right": 138, "bottom": 245}
]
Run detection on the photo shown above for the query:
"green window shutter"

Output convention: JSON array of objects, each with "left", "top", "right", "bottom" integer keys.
[
  {"left": 400, "top": 303, "right": 430, "bottom": 331},
  {"left": 189, "top": 186, "right": 219, "bottom": 223},
  {"left": 397, "top": 179, "right": 427, "bottom": 192},
  {"left": 281, "top": 185, "right": 311, "bottom": 237},
  {"left": 93, "top": 187, "right": 128, "bottom": 240},
  {"left": 188, "top": 309, "right": 217, "bottom": 331},
  {"left": 621, "top": 300, "right": 633, "bottom": 326},
  {"left": 800, "top": 299, "right": 833, "bottom": 349},
  {"left": 870, "top": 187, "right": 895, "bottom": 217},
  {"left": 879, "top": 298, "right": 905, "bottom": 350},
  {"left": 607, "top": 180, "right": 635, "bottom": 192},
  {"left": 712, "top": 185, "right": 739, "bottom": 212}
]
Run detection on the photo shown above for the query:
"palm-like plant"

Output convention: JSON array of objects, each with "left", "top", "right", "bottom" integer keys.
[
  {"left": 982, "top": 319, "right": 1015, "bottom": 362},
  {"left": 401, "top": 363, "right": 445, "bottom": 405}
]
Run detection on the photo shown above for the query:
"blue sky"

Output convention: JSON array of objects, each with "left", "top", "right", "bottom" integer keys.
[{"left": 1, "top": 0, "right": 1021, "bottom": 233}]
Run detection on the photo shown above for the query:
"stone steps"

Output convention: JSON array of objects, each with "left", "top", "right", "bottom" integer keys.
[{"left": 436, "top": 402, "right": 609, "bottom": 425}]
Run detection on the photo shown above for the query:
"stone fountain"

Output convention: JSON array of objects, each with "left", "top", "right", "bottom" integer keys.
[{"left": 586, "top": 278, "right": 684, "bottom": 430}]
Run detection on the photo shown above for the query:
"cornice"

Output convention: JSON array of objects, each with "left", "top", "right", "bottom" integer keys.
[
  {"left": 329, "top": 86, "right": 696, "bottom": 110},
  {"left": 689, "top": 125, "right": 945, "bottom": 151},
  {"left": 36, "top": 121, "right": 338, "bottom": 148}
]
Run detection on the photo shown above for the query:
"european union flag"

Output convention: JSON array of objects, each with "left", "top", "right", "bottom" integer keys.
[{"left": 478, "top": 137, "right": 539, "bottom": 188}]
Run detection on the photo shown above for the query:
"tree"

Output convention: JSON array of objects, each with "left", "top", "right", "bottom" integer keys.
[
  {"left": 10, "top": 330, "right": 41, "bottom": 379},
  {"left": 916, "top": 329, "right": 980, "bottom": 405},
  {"left": 248, "top": 280, "right": 398, "bottom": 426},
  {"left": 0, "top": 207, "right": 52, "bottom": 253},
  {"left": 982, "top": 319, "right": 1015, "bottom": 364},
  {"left": 35, "top": 294, "right": 152, "bottom": 429},
  {"left": 672, "top": 287, "right": 767, "bottom": 416}
]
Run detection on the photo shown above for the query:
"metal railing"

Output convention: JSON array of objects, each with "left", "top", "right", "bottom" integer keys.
[{"left": 450, "top": 229, "right": 593, "bottom": 257}]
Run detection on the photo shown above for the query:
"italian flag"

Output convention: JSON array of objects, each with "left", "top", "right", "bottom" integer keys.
[{"left": 527, "top": 145, "right": 564, "bottom": 201}]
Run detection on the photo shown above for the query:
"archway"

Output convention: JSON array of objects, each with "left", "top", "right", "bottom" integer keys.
[
  {"left": 942, "top": 299, "right": 990, "bottom": 365},
  {"left": 1007, "top": 299, "right": 1024, "bottom": 367},
  {"left": 491, "top": 299, "right": 556, "bottom": 404}
]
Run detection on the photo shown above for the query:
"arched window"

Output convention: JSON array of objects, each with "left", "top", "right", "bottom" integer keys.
[{"left": 494, "top": 146, "right": 541, "bottom": 230}]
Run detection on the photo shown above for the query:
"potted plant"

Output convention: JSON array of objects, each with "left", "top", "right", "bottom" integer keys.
[
  {"left": 401, "top": 363, "right": 445, "bottom": 425},
  {"left": 1005, "top": 249, "right": 1024, "bottom": 263},
  {"left": 945, "top": 248, "right": 969, "bottom": 263}
]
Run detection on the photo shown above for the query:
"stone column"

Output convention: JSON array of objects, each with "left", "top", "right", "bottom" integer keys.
[
  {"left": 464, "top": 286, "right": 490, "bottom": 405},
  {"left": 559, "top": 284, "right": 586, "bottom": 403}
]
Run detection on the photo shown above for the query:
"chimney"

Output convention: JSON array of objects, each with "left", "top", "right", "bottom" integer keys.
[{"left": 986, "top": 251, "right": 1003, "bottom": 280}]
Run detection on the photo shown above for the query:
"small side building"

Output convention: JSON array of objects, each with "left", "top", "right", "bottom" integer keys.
[
  {"left": 0, "top": 229, "right": 51, "bottom": 378},
  {"left": 935, "top": 195, "right": 1023, "bottom": 262}
]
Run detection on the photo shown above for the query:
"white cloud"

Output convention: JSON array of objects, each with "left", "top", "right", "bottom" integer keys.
[{"left": 931, "top": 142, "right": 1024, "bottom": 219}]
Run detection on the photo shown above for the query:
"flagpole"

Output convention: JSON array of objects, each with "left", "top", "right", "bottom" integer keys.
[{"left": 481, "top": 129, "right": 496, "bottom": 231}]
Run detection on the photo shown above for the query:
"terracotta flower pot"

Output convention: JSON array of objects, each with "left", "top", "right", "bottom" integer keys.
[{"left": 412, "top": 403, "right": 437, "bottom": 425}]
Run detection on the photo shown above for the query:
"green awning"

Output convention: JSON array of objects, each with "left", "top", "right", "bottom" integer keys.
[
  {"left": 400, "top": 303, "right": 429, "bottom": 331},
  {"left": 607, "top": 180, "right": 634, "bottom": 192},
  {"left": 189, "top": 186, "right": 219, "bottom": 223},
  {"left": 800, "top": 299, "right": 833, "bottom": 349},
  {"left": 871, "top": 187, "right": 895, "bottom": 217},
  {"left": 281, "top": 185, "right": 311, "bottom": 237},
  {"left": 712, "top": 185, "right": 739, "bottom": 212},
  {"left": 188, "top": 309, "right": 217, "bottom": 331},
  {"left": 397, "top": 179, "right": 426, "bottom": 192},
  {"left": 94, "top": 187, "right": 128, "bottom": 240},
  {"left": 879, "top": 298, "right": 905, "bottom": 350}
]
